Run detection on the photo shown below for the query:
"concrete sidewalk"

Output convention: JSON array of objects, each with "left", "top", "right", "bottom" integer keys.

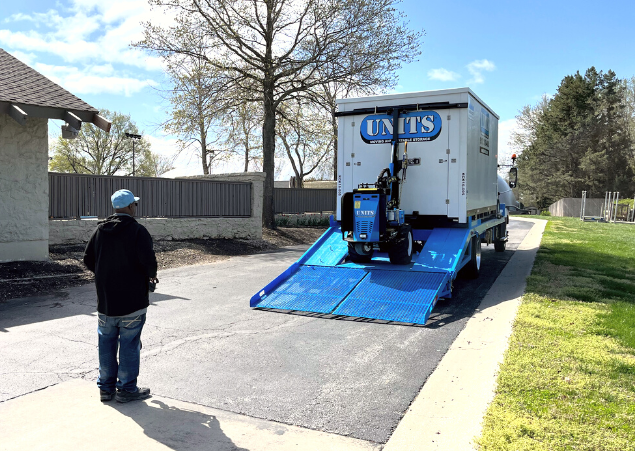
[
  {"left": 0, "top": 379, "right": 380, "bottom": 451},
  {"left": 0, "top": 218, "right": 546, "bottom": 451},
  {"left": 384, "top": 217, "right": 547, "bottom": 450}
]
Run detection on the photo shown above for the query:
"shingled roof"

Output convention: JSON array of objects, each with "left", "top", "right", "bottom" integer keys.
[{"left": 0, "top": 48, "right": 110, "bottom": 131}]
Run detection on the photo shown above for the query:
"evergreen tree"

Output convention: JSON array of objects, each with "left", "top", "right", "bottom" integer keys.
[{"left": 514, "top": 68, "right": 635, "bottom": 207}]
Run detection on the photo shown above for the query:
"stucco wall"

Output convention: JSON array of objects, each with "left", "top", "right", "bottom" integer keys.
[
  {"left": 49, "top": 172, "right": 265, "bottom": 245},
  {"left": 0, "top": 114, "right": 49, "bottom": 262},
  {"left": 49, "top": 217, "right": 262, "bottom": 244}
]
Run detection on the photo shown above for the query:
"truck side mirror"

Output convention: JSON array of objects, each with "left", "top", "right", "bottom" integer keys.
[{"left": 508, "top": 167, "right": 518, "bottom": 188}]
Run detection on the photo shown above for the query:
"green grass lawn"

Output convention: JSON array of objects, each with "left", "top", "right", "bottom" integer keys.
[{"left": 477, "top": 217, "right": 635, "bottom": 450}]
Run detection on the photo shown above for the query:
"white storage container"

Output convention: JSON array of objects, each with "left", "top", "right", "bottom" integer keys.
[{"left": 336, "top": 88, "right": 499, "bottom": 224}]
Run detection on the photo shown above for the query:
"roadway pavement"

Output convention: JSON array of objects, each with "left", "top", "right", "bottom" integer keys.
[{"left": 0, "top": 218, "right": 542, "bottom": 450}]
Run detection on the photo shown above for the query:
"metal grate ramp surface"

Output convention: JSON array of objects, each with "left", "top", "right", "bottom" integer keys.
[
  {"left": 254, "top": 266, "right": 367, "bottom": 313},
  {"left": 332, "top": 271, "right": 448, "bottom": 324}
]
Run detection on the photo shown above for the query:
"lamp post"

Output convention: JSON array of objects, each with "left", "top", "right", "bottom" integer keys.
[{"left": 125, "top": 132, "right": 142, "bottom": 176}]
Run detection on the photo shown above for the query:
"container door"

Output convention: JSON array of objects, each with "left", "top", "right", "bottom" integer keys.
[
  {"left": 399, "top": 111, "right": 449, "bottom": 216},
  {"left": 446, "top": 112, "right": 461, "bottom": 217},
  {"left": 341, "top": 117, "right": 363, "bottom": 195}
]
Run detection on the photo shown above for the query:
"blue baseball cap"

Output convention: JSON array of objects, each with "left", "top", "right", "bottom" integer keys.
[{"left": 111, "top": 189, "right": 140, "bottom": 209}]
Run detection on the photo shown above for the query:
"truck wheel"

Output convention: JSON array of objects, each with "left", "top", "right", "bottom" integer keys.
[
  {"left": 389, "top": 225, "right": 413, "bottom": 265},
  {"left": 464, "top": 235, "right": 481, "bottom": 278},
  {"left": 348, "top": 242, "right": 373, "bottom": 263}
]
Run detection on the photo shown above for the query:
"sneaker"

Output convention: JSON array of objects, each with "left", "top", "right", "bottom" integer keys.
[
  {"left": 100, "top": 389, "right": 115, "bottom": 402},
  {"left": 115, "top": 387, "right": 151, "bottom": 403}
]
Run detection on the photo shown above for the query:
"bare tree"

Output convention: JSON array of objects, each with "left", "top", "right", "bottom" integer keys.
[
  {"left": 224, "top": 102, "right": 263, "bottom": 172},
  {"left": 137, "top": 0, "right": 422, "bottom": 227},
  {"left": 311, "top": 39, "right": 420, "bottom": 180},
  {"left": 277, "top": 100, "right": 332, "bottom": 187},
  {"left": 159, "top": 34, "right": 234, "bottom": 174},
  {"left": 136, "top": 149, "right": 176, "bottom": 177},
  {"left": 314, "top": 81, "right": 378, "bottom": 180}
]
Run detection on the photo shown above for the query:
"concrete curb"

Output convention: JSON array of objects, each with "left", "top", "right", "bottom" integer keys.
[{"left": 383, "top": 218, "right": 547, "bottom": 451}]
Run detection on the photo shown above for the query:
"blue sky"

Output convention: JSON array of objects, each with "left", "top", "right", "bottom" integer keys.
[{"left": 1, "top": 0, "right": 634, "bottom": 177}]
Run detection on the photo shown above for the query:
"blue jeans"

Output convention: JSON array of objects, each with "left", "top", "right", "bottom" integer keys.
[{"left": 97, "top": 313, "right": 146, "bottom": 393}]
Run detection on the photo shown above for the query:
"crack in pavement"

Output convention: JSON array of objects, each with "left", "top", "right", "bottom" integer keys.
[
  {"left": 0, "top": 381, "right": 64, "bottom": 403},
  {"left": 141, "top": 315, "right": 313, "bottom": 358},
  {"left": 66, "top": 358, "right": 97, "bottom": 374},
  {"left": 0, "top": 371, "right": 68, "bottom": 376},
  {"left": 47, "top": 334, "right": 95, "bottom": 348}
]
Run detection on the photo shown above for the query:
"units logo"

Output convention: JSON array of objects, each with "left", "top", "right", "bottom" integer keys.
[
  {"left": 360, "top": 111, "right": 442, "bottom": 144},
  {"left": 355, "top": 210, "right": 376, "bottom": 217}
]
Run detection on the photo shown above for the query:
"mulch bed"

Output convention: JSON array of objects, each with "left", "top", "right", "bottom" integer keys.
[{"left": 0, "top": 227, "right": 326, "bottom": 303}]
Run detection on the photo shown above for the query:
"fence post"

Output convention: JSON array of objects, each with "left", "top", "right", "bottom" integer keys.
[
  {"left": 613, "top": 192, "right": 620, "bottom": 222},
  {"left": 580, "top": 190, "right": 586, "bottom": 220}
]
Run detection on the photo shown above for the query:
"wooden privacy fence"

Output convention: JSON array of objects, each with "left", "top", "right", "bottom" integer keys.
[
  {"left": 274, "top": 188, "right": 336, "bottom": 214},
  {"left": 49, "top": 173, "right": 252, "bottom": 219}
]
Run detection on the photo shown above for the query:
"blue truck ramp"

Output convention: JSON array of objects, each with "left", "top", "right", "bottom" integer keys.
[
  {"left": 250, "top": 224, "right": 471, "bottom": 325},
  {"left": 254, "top": 89, "right": 514, "bottom": 325}
]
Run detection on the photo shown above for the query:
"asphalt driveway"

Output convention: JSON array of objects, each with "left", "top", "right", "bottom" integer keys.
[{"left": 0, "top": 219, "right": 533, "bottom": 444}]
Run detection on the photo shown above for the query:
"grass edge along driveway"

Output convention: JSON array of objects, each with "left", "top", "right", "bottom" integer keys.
[{"left": 477, "top": 216, "right": 635, "bottom": 451}]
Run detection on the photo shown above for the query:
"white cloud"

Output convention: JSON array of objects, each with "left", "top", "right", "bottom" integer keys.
[
  {"left": 145, "top": 135, "right": 180, "bottom": 157},
  {"left": 34, "top": 62, "right": 158, "bottom": 96},
  {"left": 144, "top": 135, "right": 208, "bottom": 178},
  {"left": 466, "top": 59, "right": 496, "bottom": 84},
  {"left": 0, "top": 29, "right": 163, "bottom": 72},
  {"left": 428, "top": 68, "right": 460, "bottom": 82},
  {"left": 7, "top": 50, "right": 37, "bottom": 65},
  {"left": 0, "top": 0, "right": 170, "bottom": 72},
  {"left": 4, "top": 12, "right": 48, "bottom": 23}
]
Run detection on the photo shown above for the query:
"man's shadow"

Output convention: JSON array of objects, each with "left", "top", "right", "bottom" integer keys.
[{"left": 107, "top": 398, "right": 249, "bottom": 451}]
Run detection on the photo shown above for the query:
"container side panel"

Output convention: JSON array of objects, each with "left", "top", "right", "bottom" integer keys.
[{"left": 466, "top": 95, "right": 498, "bottom": 214}]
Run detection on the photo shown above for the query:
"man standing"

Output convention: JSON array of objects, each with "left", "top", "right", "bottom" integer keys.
[{"left": 84, "top": 189, "right": 157, "bottom": 403}]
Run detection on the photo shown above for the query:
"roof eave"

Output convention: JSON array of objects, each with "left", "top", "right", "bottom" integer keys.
[{"left": 0, "top": 101, "right": 111, "bottom": 132}]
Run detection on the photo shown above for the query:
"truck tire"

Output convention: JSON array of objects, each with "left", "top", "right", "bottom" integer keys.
[
  {"left": 348, "top": 242, "right": 373, "bottom": 263},
  {"left": 464, "top": 235, "right": 481, "bottom": 278},
  {"left": 389, "top": 225, "right": 413, "bottom": 265}
]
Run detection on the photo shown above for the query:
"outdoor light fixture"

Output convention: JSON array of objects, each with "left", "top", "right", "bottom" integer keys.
[
  {"left": 61, "top": 124, "right": 79, "bottom": 139},
  {"left": 125, "top": 132, "right": 142, "bottom": 176}
]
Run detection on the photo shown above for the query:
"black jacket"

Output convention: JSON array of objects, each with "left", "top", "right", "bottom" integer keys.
[{"left": 83, "top": 215, "right": 157, "bottom": 316}]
